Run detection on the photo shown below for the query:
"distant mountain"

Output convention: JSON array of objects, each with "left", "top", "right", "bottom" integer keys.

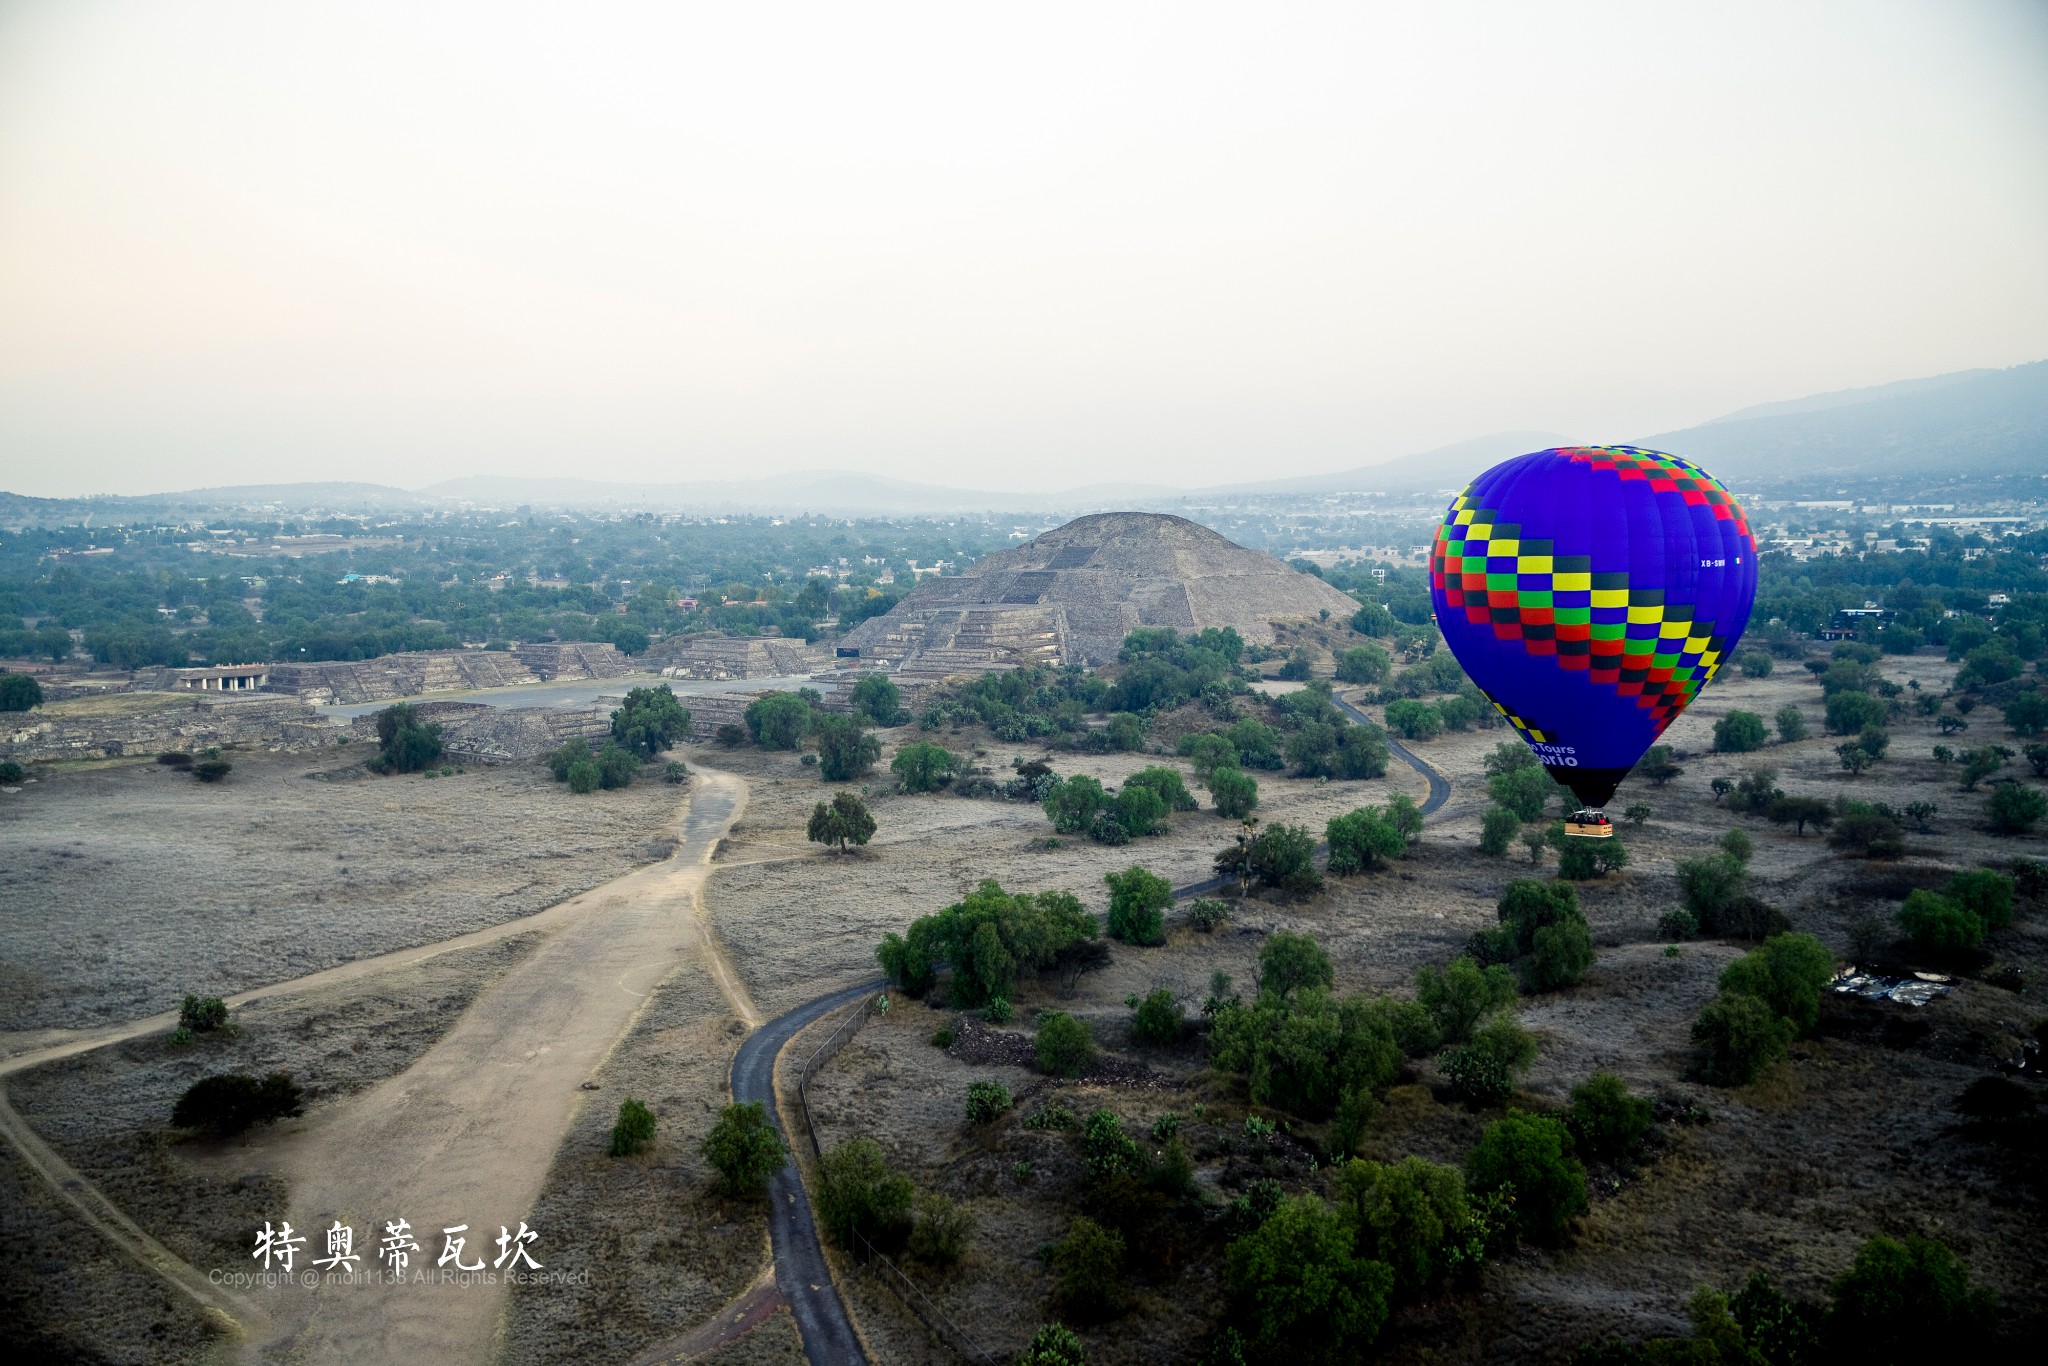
[
  {"left": 1200, "top": 431, "right": 1572, "bottom": 497},
  {"left": 1638, "top": 361, "right": 2048, "bottom": 487},
  {"left": 419, "top": 471, "right": 1174, "bottom": 515}
]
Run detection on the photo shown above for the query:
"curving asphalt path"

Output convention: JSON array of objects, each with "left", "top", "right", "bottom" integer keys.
[
  {"left": 731, "top": 982, "right": 879, "bottom": 1365},
  {"left": 735, "top": 708, "right": 1450, "bottom": 1365}
]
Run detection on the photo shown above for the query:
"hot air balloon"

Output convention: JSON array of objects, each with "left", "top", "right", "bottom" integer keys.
[{"left": 1429, "top": 446, "right": 1758, "bottom": 837}]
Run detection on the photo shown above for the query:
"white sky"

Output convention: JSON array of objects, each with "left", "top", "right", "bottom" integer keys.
[{"left": 1, "top": 0, "right": 2044, "bottom": 498}]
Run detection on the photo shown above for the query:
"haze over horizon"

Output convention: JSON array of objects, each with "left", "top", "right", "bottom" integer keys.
[{"left": 2, "top": 1, "right": 2045, "bottom": 500}]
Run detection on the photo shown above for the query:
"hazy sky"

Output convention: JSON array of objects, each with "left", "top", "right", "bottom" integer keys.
[{"left": 2, "top": 1, "right": 2044, "bottom": 498}]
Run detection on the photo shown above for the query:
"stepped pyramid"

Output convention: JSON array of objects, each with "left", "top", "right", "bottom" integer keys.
[{"left": 844, "top": 512, "right": 1358, "bottom": 668}]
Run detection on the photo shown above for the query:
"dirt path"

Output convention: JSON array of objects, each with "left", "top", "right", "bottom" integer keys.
[{"left": 251, "top": 768, "right": 751, "bottom": 1363}]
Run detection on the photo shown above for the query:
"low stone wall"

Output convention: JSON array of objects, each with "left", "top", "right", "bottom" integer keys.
[
  {"left": 263, "top": 642, "right": 628, "bottom": 704},
  {"left": 1, "top": 695, "right": 338, "bottom": 763},
  {"left": 344, "top": 701, "right": 613, "bottom": 764}
]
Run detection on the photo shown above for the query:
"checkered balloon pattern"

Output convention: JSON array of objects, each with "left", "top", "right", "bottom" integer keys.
[{"left": 1429, "top": 446, "right": 1757, "bottom": 807}]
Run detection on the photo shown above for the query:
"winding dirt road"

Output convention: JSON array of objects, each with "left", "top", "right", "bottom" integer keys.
[{"left": 255, "top": 769, "right": 753, "bottom": 1363}]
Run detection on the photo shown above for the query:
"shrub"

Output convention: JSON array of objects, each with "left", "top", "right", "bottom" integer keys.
[
  {"left": 662, "top": 760, "right": 688, "bottom": 784},
  {"left": 1488, "top": 765, "right": 1553, "bottom": 823},
  {"left": 1986, "top": 782, "right": 2046, "bottom": 835},
  {"left": 744, "top": 692, "right": 810, "bottom": 749},
  {"left": 807, "top": 792, "right": 877, "bottom": 852},
  {"left": 1552, "top": 830, "right": 1627, "bottom": 881},
  {"left": 178, "top": 994, "right": 229, "bottom": 1033},
  {"left": 1825, "top": 1234, "right": 1996, "bottom": 1356},
  {"left": 930, "top": 1026, "right": 955, "bottom": 1048},
  {"left": 171, "top": 1072, "right": 303, "bottom": 1135},
  {"left": 567, "top": 758, "right": 600, "bottom": 793},
  {"left": 809, "top": 715, "right": 877, "bottom": 781},
  {"left": 370, "top": 702, "right": 444, "bottom": 774},
  {"left": 1124, "top": 766, "right": 1198, "bottom": 814},
  {"left": 1130, "top": 989, "right": 1184, "bottom": 1046},
  {"left": 1259, "top": 931, "right": 1334, "bottom": 999},
  {"left": 1658, "top": 908, "right": 1698, "bottom": 940},
  {"left": 1479, "top": 805, "right": 1521, "bottom": 856},
  {"left": 1465, "top": 1110, "right": 1587, "bottom": 1245},
  {"left": 610, "top": 684, "right": 691, "bottom": 757},
  {"left": 1738, "top": 652, "right": 1773, "bottom": 679},
  {"left": 907, "top": 1193, "right": 975, "bottom": 1267},
  {"left": 702, "top": 1100, "right": 787, "bottom": 1194},
  {"left": 1677, "top": 852, "right": 1749, "bottom": 929},
  {"left": 192, "top": 759, "right": 233, "bottom": 783},
  {"left": 1639, "top": 745, "right": 1684, "bottom": 785},
  {"left": 1089, "top": 810, "right": 1132, "bottom": 845},
  {"left": 0, "top": 672, "right": 44, "bottom": 710},
  {"left": 1043, "top": 774, "right": 1106, "bottom": 832},
  {"left": 1335, "top": 643, "right": 1391, "bottom": 685},
  {"left": 1945, "top": 868, "right": 2016, "bottom": 930},
  {"left": 848, "top": 673, "right": 902, "bottom": 725},
  {"left": 1082, "top": 1108, "right": 1141, "bottom": 1179},
  {"left": 714, "top": 722, "right": 747, "bottom": 747},
  {"left": 1775, "top": 705, "right": 1807, "bottom": 742},
  {"left": 1714, "top": 710, "right": 1768, "bottom": 753},
  {"left": 816, "top": 1138, "right": 913, "bottom": 1247},
  {"left": 1051, "top": 1216, "right": 1128, "bottom": 1320},
  {"left": 609, "top": 1098, "right": 657, "bottom": 1157},
  {"left": 1767, "top": 794, "right": 1834, "bottom": 836},
  {"left": 1325, "top": 806, "right": 1406, "bottom": 874},
  {"left": 1495, "top": 879, "right": 1582, "bottom": 957},
  {"left": 1417, "top": 956, "right": 1516, "bottom": 1045},
  {"left": 1830, "top": 807, "right": 1905, "bottom": 858},
  {"left": 1523, "top": 915, "right": 1595, "bottom": 991},
  {"left": 1691, "top": 991, "right": 1793, "bottom": 1086},
  {"left": 1958, "top": 745, "right": 2012, "bottom": 789},
  {"left": 1335, "top": 1155, "right": 1472, "bottom": 1296},
  {"left": 1187, "top": 898, "right": 1229, "bottom": 932},
  {"left": 1897, "top": 889, "right": 1983, "bottom": 952},
  {"left": 1384, "top": 698, "right": 1443, "bottom": 740},
  {"left": 2004, "top": 690, "right": 2048, "bottom": 737},
  {"left": 1623, "top": 802, "right": 1652, "bottom": 827},
  {"left": 1226, "top": 1195, "right": 1394, "bottom": 1359},
  {"left": 1104, "top": 865, "right": 1171, "bottom": 945},
  {"left": 1825, "top": 689, "right": 1890, "bottom": 736},
  {"left": 1036, "top": 1011, "right": 1095, "bottom": 1077},
  {"left": 1566, "top": 1071, "right": 1652, "bottom": 1163},
  {"left": 1213, "top": 821, "right": 1322, "bottom": 894},
  {"left": 1017, "top": 1323, "right": 1088, "bottom": 1366},
  {"left": 1719, "top": 932, "right": 1834, "bottom": 1033},
  {"left": 966, "top": 1081, "right": 1013, "bottom": 1125},
  {"left": 1441, "top": 1014, "right": 1538, "bottom": 1106},
  {"left": 878, "top": 879, "right": 1096, "bottom": 1004},
  {"left": 1209, "top": 989, "right": 1402, "bottom": 1119},
  {"left": 1208, "top": 765, "right": 1259, "bottom": 820}
]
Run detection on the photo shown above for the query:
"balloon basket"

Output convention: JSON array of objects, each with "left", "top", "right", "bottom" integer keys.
[{"left": 1564, "top": 812, "right": 1613, "bottom": 839}]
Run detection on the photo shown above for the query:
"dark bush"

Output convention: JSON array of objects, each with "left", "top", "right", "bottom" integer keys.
[
  {"left": 178, "top": 994, "right": 229, "bottom": 1033},
  {"left": 1441, "top": 1015, "right": 1538, "bottom": 1106},
  {"left": 171, "top": 1072, "right": 302, "bottom": 1135},
  {"left": 1036, "top": 1011, "right": 1095, "bottom": 1077},
  {"left": 1986, "top": 781, "right": 2046, "bottom": 835},
  {"left": 1825, "top": 1234, "right": 1996, "bottom": 1358},
  {"left": 1465, "top": 1109, "right": 1587, "bottom": 1245},
  {"left": 1479, "top": 805, "right": 1521, "bottom": 856},
  {"left": 907, "top": 1193, "right": 974, "bottom": 1267},
  {"left": 1944, "top": 869, "right": 2015, "bottom": 930},
  {"left": 370, "top": 702, "right": 443, "bottom": 774},
  {"left": 1130, "top": 989, "right": 1184, "bottom": 1046},
  {"left": 610, "top": 1097, "right": 657, "bottom": 1156},
  {"left": 1214, "top": 821, "right": 1322, "bottom": 895},
  {"left": 1226, "top": 1194, "right": 1393, "bottom": 1360},
  {"left": 1691, "top": 991, "right": 1793, "bottom": 1086},
  {"left": 816, "top": 1138, "right": 912, "bottom": 1247},
  {"left": 1897, "top": 889, "right": 1983, "bottom": 952},
  {"left": 1258, "top": 931, "right": 1333, "bottom": 999},
  {"left": 702, "top": 1100, "right": 787, "bottom": 1194},
  {"left": 1052, "top": 1216, "right": 1129, "bottom": 1320},
  {"left": 1523, "top": 916, "right": 1596, "bottom": 992},
  {"left": 1186, "top": 898, "right": 1230, "bottom": 932},
  {"left": 191, "top": 759, "right": 233, "bottom": 783},
  {"left": 1335, "top": 1154, "right": 1473, "bottom": 1296},
  {"left": 1714, "top": 711, "right": 1768, "bottom": 753},
  {"left": 1104, "top": 865, "right": 1171, "bottom": 945},
  {"left": 1718, "top": 933, "right": 1834, "bottom": 1033},
  {"left": 1017, "top": 1324, "right": 1088, "bottom": 1366},
  {"left": 814, "top": 714, "right": 881, "bottom": 781},
  {"left": 1566, "top": 1071, "right": 1652, "bottom": 1163},
  {"left": 610, "top": 684, "right": 691, "bottom": 757},
  {"left": 1208, "top": 766, "right": 1259, "bottom": 820},
  {"left": 1416, "top": 956, "right": 1515, "bottom": 1045}
]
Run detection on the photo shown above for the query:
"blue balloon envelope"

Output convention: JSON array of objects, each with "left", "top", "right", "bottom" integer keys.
[{"left": 1429, "top": 446, "right": 1758, "bottom": 810}]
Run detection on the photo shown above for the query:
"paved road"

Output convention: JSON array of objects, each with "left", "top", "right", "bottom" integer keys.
[
  {"left": 731, "top": 983, "right": 879, "bottom": 1365},
  {"left": 1331, "top": 690, "right": 1454, "bottom": 816}
]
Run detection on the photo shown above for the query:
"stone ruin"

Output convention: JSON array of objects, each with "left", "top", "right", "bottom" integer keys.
[
  {"left": 265, "top": 641, "right": 630, "bottom": 705},
  {"left": 1, "top": 693, "right": 336, "bottom": 763},
  {"left": 345, "top": 700, "right": 612, "bottom": 764},
  {"left": 640, "top": 633, "right": 828, "bottom": 681},
  {"left": 842, "top": 511, "right": 1360, "bottom": 668}
]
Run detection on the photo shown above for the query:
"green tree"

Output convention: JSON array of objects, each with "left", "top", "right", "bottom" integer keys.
[
  {"left": 610, "top": 684, "right": 691, "bottom": 757},
  {"left": 816, "top": 1138, "right": 913, "bottom": 1247},
  {"left": 178, "top": 994, "right": 229, "bottom": 1033},
  {"left": 1738, "top": 652, "right": 1773, "bottom": 678},
  {"left": 1044, "top": 774, "right": 1107, "bottom": 833},
  {"left": 814, "top": 714, "right": 881, "bottom": 781},
  {"left": 1104, "top": 865, "right": 1171, "bottom": 945},
  {"left": 0, "top": 673, "right": 42, "bottom": 711},
  {"left": 1714, "top": 710, "right": 1768, "bottom": 753},
  {"left": 1130, "top": 989, "right": 1184, "bottom": 1045},
  {"left": 1384, "top": 699, "right": 1442, "bottom": 740},
  {"left": 701, "top": 1101, "right": 787, "bottom": 1194},
  {"left": 1465, "top": 1110, "right": 1587, "bottom": 1245},
  {"left": 1109, "top": 783, "right": 1168, "bottom": 839},
  {"left": 1775, "top": 705, "right": 1807, "bottom": 742},
  {"left": 1325, "top": 806, "right": 1405, "bottom": 875},
  {"left": 1051, "top": 1216, "right": 1128, "bottom": 1320},
  {"left": 1259, "top": 931, "right": 1333, "bottom": 999},
  {"left": 371, "top": 702, "right": 443, "bottom": 774},
  {"left": 907, "top": 1193, "right": 975, "bottom": 1266},
  {"left": 891, "top": 740, "right": 959, "bottom": 792},
  {"left": 1488, "top": 764, "right": 1553, "bottom": 823},
  {"left": 1208, "top": 766, "right": 1259, "bottom": 820},
  {"left": 1335, "top": 1155, "right": 1472, "bottom": 1296},
  {"left": 1825, "top": 1234, "right": 1996, "bottom": 1360},
  {"left": 1440, "top": 1014, "right": 1538, "bottom": 1105},
  {"left": 1944, "top": 868, "right": 2015, "bottom": 930},
  {"left": 1124, "top": 766, "right": 1198, "bottom": 813},
  {"left": 744, "top": 691, "right": 811, "bottom": 749},
  {"left": 848, "top": 672, "right": 902, "bottom": 725},
  {"left": 807, "top": 792, "right": 877, "bottom": 852},
  {"left": 1335, "top": 643, "right": 1391, "bottom": 685},
  {"left": 1036, "top": 1011, "right": 1096, "bottom": 1077},
  {"left": 1522, "top": 915, "right": 1595, "bottom": 992},
  {"left": 1825, "top": 689, "right": 1889, "bottom": 735},
  {"left": 965, "top": 1080, "right": 1012, "bottom": 1125},
  {"left": 1016, "top": 1324, "right": 1088, "bottom": 1366},
  {"left": 1987, "top": 781, "right": 2047, "bottom": 835},
  {"left": 1416, "top": 956, "right": 1515, "bottom": 1045},
  {"left": 1718, "top": 932, "right": 1834, "bottom": 1033},
  {"left": 1565, "top": 1071, "right": 1652, "bottom": 1164},
  {"left": 1214, "top": 821, "right": 1322, "bottom": 894},
  {"left": 1691, "top": 990, "right": 1794, "bottom": 1086},
  {"left": 1479, "top": 805, "right": 1521, "bottom": 856},
  {"left": 1897, "top": 889, "right": 1982, "bottom": 951},
  {"left": 1766, "top": 794, "right": 1833, "bottom": 836},
  {"left": 609, "top": 1097, "right": 657, "bottom": 1157},
  {"left": 1639, "top": 745, "right": 1684, "bottom": 785},
  {"left": 1226, "top": 1195, "right": 1394, "bottom": 1362}
]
